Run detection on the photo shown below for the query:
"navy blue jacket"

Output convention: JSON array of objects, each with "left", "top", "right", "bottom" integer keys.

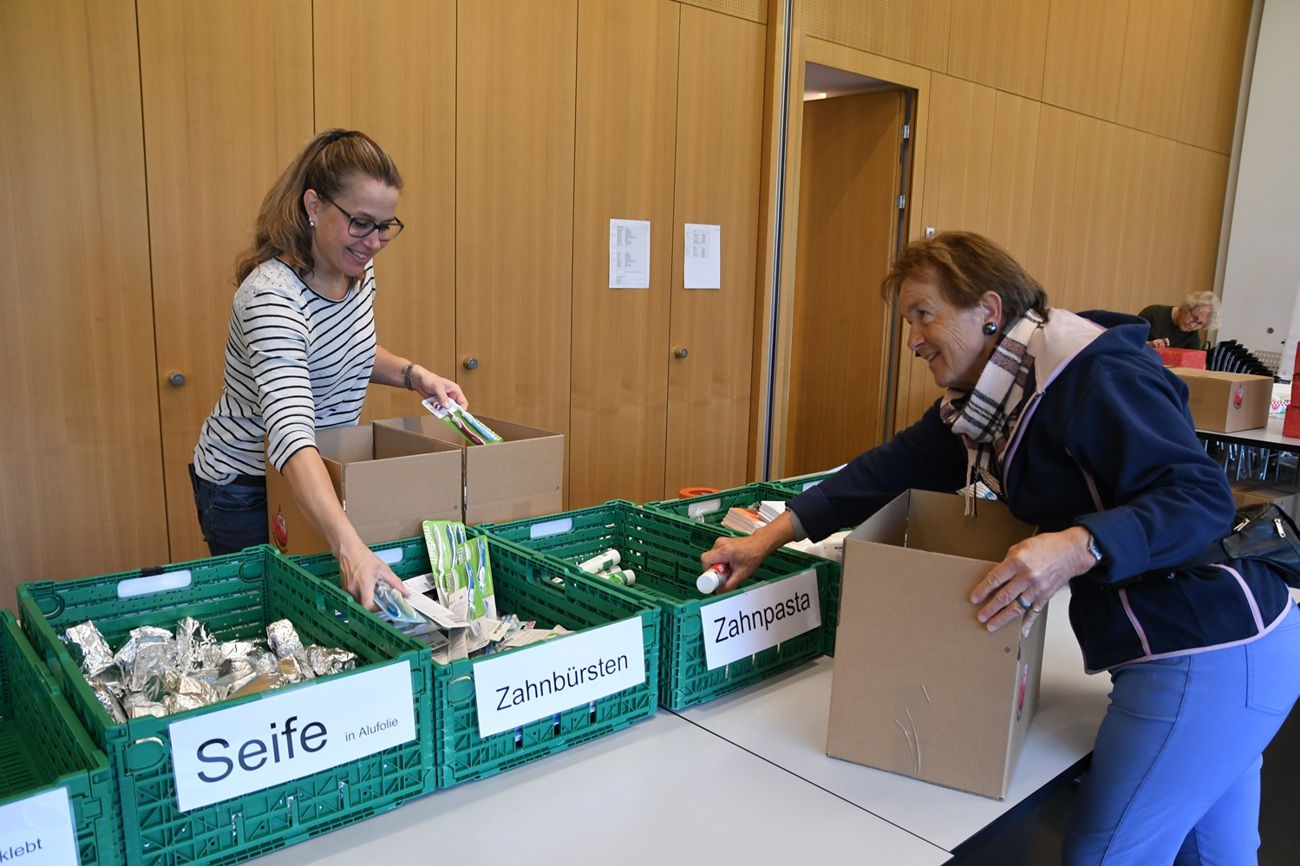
[{"left": 791, "top": 311, "right": 1293, "bottom": 671}]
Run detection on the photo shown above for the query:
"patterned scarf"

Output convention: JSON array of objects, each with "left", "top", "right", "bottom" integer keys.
[{"left": 940, "top": 308, "right": 1104, "bottom": 513}]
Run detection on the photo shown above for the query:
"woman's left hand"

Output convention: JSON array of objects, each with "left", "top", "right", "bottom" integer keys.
[{"left": 970, "top": 525, "right": 1097, "bottom": 636}]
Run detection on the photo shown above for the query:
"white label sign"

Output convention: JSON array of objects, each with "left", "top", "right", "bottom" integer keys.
[
  {"left": 168, "top": 660, "right": 415, "bottom": 812},
  {"left": 0, "top": 788, "right": 79, "bottom": 866},
  {"left": 472, "top": 618, "right": 646, "bottom": 737},
  {"left": 701, "top": 569, "right": 821, "bottom": 669}
]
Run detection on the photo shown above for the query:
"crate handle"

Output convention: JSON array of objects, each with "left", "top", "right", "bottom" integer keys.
[
  {"left": 376, "top": 547, "right": 405, "bottom": 565},
  {"left": 125, "top": 736, "right": 168, "bottom": 771},
  {"left": 117, "top": 569, "right": 192, "bottom": 598},
  {"left": 528, "top": 516, "right": 573, "bottom": 539},
  {"left": 687, "top": 498, "right": 723, "bottom": 519}
]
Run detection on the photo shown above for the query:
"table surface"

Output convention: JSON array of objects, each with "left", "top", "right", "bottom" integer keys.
[
  {"left": 248, "top": 591, "right": 1108, "bottom": 866},
  {"left": 1198, "top": 415, "right": 1300, "bottom": 451}
]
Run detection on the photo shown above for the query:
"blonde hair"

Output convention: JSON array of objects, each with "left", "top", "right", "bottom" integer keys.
[
  {"left": 1178, "top": 291, "right": 1221, "bottom": 329},
  {"left": 234, "top": 129, "right": 402, "bottom": 284}
]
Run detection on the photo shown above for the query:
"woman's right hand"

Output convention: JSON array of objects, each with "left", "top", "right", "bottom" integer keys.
[
  {"left": 1147, "top": 337, "right": 1170, "bottom": 349},
  {"left": 337, "top": 537, "right": 408, "bottom": 609},
  {"left": 700, "top": 513, "right": 796, "bottom": 592}
]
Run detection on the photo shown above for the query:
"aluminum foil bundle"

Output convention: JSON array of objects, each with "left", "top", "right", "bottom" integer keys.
[
  {"left": 266, "top": 619, "right": 304, "bottom": 660},
  {"left": 174, "top": 617, "right": 215, "bottom": 671},
  {"left": 305, "top": 645, "right": 357, "bottom": 677},
  {"left": 61, "top": 621, "right": 115, "bottom": 678}
]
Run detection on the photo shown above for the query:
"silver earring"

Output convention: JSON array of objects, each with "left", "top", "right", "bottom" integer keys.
[
  {"left": 309, "top": 220, "right": 316, "bottom": 228},
  {"left": 983, "top": 321, "right": 998, "bottom": 335}
]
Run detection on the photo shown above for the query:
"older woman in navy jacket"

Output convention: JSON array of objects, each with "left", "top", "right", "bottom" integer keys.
[{"left": 704, "top": 232, "right": 1300, "bottom": 865}]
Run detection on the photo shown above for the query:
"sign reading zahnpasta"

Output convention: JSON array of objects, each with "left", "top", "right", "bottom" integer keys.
[
  {"left": 168, "top": 660, "right": 414, "bottom": 812},
  {"left": 472, "top": 618, "right": 645, "bottom": 737},
  {"left": 701, "top": 569, "right": 821, "bottom": 669},
  {"left": 0, "top": 787, "right": 79, "bottom": 866}
]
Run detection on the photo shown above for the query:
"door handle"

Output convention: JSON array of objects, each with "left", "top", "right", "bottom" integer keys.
[
  {"left": 673, "top": 347, "right": 688, "bottom": 359},
  {"left": 168, "top": 371, "right": 187, "bottom": 387}
]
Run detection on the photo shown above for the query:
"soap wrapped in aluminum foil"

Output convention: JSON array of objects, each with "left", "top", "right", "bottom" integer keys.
[
  {"left": 305, "top": 645, "right": 357, "bottom": 677},
  {"left": 62, "top": 621, "right": 116, "bottom": 678},
  {"left": 266, "top": 619, "right": 304, "bottom": 660}
]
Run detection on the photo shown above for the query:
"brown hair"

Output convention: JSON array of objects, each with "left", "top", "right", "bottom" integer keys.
[
  {"left": 880, "top": 231, "right": 1050, "bottom": 326},
  {"left": 234, "top": 129, "right": 403, "bottom": 284}
]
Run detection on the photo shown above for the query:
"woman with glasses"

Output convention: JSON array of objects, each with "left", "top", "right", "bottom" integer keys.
[
  {"left": 192, "top": 129, "right": 465, "bottom": 608},
  {"left": 1139, "top": 291, "right": 1220, "bottom": 349}
]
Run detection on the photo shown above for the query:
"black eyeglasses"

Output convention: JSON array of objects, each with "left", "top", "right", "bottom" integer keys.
[{"left": 317, "top": 193, "right": 405, "bottom": 241}]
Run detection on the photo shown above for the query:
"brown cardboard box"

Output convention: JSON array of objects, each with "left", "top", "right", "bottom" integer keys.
[
  {"left": 1231, "top": 479, "right": 1300, "bottom": 521},
  {"left": 827, "top": 489, "right": 1046, "bottom": 799},
  {"left": 376, "top": 415, "right": 563, "bottom": 524},
  {"left": 266, "top": 423, "right": 463, "bottom": 555},
  {"left": 1171, "top": 367, "right": 1272, "bottom": 433}
]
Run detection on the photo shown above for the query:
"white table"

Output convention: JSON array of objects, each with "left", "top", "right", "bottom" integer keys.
[{"left": 248, "top": 593, "right": 1107, "bottom": 866}]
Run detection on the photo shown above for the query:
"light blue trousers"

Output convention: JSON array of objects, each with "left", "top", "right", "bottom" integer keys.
[{"left": 1063, "top": 602, "right": 1300, "bottom": 865}]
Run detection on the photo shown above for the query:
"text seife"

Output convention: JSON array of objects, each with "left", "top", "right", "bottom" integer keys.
[
  {"left": 472, "top": 617, "right": 645, "bottom": 737},
  {"left": 701, "top": 569, "right": 821, "bottom": 669},
  {"left": 169, "top": 660, "right": 415, "bottom": 812}
]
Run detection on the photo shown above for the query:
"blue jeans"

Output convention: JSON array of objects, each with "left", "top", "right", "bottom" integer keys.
[
  {"left": 1063, "top": 602, "right": 1300, "bottom": 865},
  {"left": 188, "top": 464, "right": 268, "bottom": 555}
]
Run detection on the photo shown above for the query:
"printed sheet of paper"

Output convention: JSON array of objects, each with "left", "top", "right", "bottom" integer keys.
[
  {"left": 684, "top": 223, "right": 721, "bottom": 289},
  {"left": 610, "top": 219, "right": 650, "bottom": 288}
]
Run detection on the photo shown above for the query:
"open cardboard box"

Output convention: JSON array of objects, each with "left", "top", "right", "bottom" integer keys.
[
  {"left": 266, "top": 423, "right": 463, "bottom": 555},
  {"left": 376, "top": 415, "right": 563, "bottom": 524},
  {"left": 827, "top": 489, "right": 1045, "bottom": 799}
]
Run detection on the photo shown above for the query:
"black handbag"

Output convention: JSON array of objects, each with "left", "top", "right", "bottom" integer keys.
[{"left": 1176, "top": 502, "right": 1300, "bottom": 586}]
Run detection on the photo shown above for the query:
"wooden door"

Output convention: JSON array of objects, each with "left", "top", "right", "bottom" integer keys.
[
  {"left": 0, "top": 0, "right": 165, "bottom": 598},
  {"left": 141, "top": 0, "right": 315, "bottom": 562},
  {"left": 456, "top": 1, "right": 577, "bottom": 445},
  {"left": 664, "top": 7, "right": 766, "bottom": 497},
  {"left": 568, "top": 0, "right": 679, "bottom": 509},
  {"left": 784, "top": 91, "right": 905, "bottom": 476},
  {"left": 315, "top": 0, "right": 458, "bottom": 426}
]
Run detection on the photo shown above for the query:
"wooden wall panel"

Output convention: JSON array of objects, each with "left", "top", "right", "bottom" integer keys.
[
  {"left": 786, "top": 92, "right": 904, "bottom": 475},
  {"left": 568, "top": 0, "right": 679, "bottom": 509},
  {"left": 456, "top": 1, "right": 577, "bottom": 439},
  {"left": 1178, "top": 0, "right": 1252, "bottom": 154},
  {"left": 947, "top": 0, "right": 1050, "bottom": 99},
  {"left": 0, "top": 0, "right": 165, "bottom": 592},
  {"left": 679, "top": 0, "right": 765, "bottom": 25},
  {"left": 984, "top": 90, "right": 1041, "bottom": 262},
  {"left": 141, "top": 0, "right": 315, "bottom": 563},
  {"left": 664, "top": 6, "right": 765, "bottom": 495},
  {"left": 1041, "top": 0, "right": 1128, "bottom": 122},
  {"left": 801, "top": 0, "right": 952, "bottom": 72},
  {"left": 315, "top": 1, "right": 458, "bottom": 426},
  {"left": 918, "top": 74, "right": 997, "bottom": 235},
  {"left": 1025, "top": 105, "right": 1081, "bottom": 297},
  {"left": 1116, "top": 0, "right": 1194, "bottom": 142}
]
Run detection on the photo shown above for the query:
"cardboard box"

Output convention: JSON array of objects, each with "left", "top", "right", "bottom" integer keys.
[
  {"left": 377, "top": 415, "right": 563, "bottom": 524},
  {"left": 1171, "top": 367, "right": 1272, "bottom": 433},
  {"left": 827, "top": 489, "right": 1045, "bottom": 799},
  {"left": 1231, "top": 479, "right": 1300, "bottom": 521},
  {"left": 1155, "top": 347, "right": 1206, "bottom": 369},
  {"left": 266, "top": 423, "right": 463, "bottom": 555}
]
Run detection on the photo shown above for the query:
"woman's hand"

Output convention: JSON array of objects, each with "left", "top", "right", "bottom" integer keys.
[
  {"left": 969, "top": 525, "right": 1097, "bottom": 636},
  {"left": 1147, "top": 337, "right": 1170, "bottom": 349},
  {"left": 413, "top": 367, "right": 468, "bottom": 410},
  {"left": 337, "top": 537, "right": 408, "bottom": 609},
  {"left": 700, "top": 512, "right": 797, "bottom": 593}
]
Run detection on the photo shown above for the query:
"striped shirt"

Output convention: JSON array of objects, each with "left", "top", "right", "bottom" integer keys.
[{"left": 193, "top": 257, "right": 377, "bottom": 484}]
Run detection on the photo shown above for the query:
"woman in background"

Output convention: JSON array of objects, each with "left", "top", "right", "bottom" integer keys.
[
  {"left": 192, "top": 129, "right": 465, "bottom": 608},
  {"left": 1139, "top": 291, "right": 1220, "bottom": 349}
]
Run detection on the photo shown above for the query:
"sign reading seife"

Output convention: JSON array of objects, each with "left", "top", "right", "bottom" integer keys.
[
  {"left": 168, "top": 660, "right": 415, "bottom": 812},
  {"left": 701, "top": 568, "right": 821, "bottom": 670}
]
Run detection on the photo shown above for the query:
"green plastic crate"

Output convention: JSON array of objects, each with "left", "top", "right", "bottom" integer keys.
[
  {"left": 480, "top": 501, "right": 840, "bottom": 709},
  {"left": 16, "top": 546, "right": 435, "bottom": 866},
  {"left": 295, "top": 533, "right": 660, "bottom": 787},
  {"left": 769, "top": 470, "right": 838, "bottom": 495},
  {"left": 1, "top": 610, "right": 121, "bottom": 866},
  {"left": 642, "top": 482, "right": 806, "bottom": 527}
]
